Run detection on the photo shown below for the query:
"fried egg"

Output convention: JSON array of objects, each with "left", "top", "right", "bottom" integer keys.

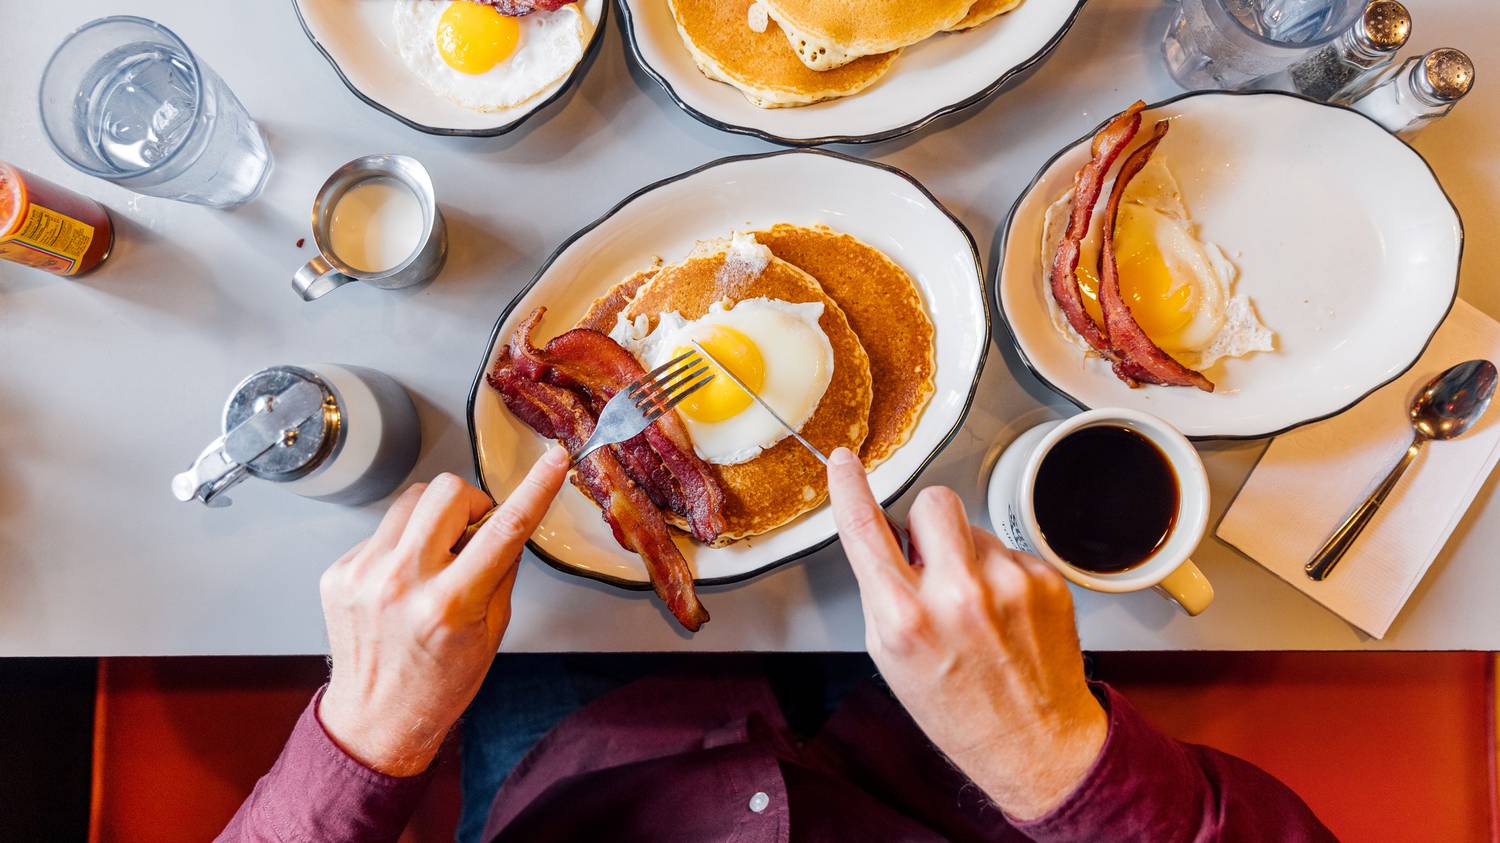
[
  {"left": 1041, "top": 155, "right": 1273, "bottom": 371},
  {"left": 393, "top": 0, "right": 590, "bottom": 112},
  {"left": 611, "top": 296, "right": 834, "bottom": 465}
]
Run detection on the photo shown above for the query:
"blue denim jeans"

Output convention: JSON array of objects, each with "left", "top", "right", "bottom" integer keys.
[{"left": 456, "top": 654, "right": 878, "bottom": 843}]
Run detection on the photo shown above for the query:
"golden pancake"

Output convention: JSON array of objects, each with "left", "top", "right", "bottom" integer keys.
[
  {"left": 621, "top": 247, "right": 872, "bottom": 544},
  {"left": 760, "top": 0, "right": 975, "bottom": 69},
  {"left": 947, "top": 0, "right": 1023, "bottom": 30},
  {"left": 751, "top": 224, "right": 934, "bottom": 467},
  {"left": 669, "top": 0, "right": 898, "bottom": 108},
  {"left": 578, "top": 263, "right": 659, "bottom": 333}
]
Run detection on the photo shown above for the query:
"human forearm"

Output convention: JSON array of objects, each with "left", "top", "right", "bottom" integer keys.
[{"left": 215, "top": 687, "right": 433, "bottom": 843}]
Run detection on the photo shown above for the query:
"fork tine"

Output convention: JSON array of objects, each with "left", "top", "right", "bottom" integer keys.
[
  {"left": 627, "top": 351, "right": 696, "bottom": 399},
  {"left": 635, "top": 358, "right": 703, "bottom": 405},
  {"left": 645, "top": 373, "right": 715, "bottom": 422},
  {"left": 638, "top": 365, "right": 710, "bottom": 412}
]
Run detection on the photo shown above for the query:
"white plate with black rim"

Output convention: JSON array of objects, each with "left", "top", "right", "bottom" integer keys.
[
  {"left": 617, "top": 0, "right": 1087, "bottom": 146},
  {"left": 467, "top": 149, "right": 988, "bottom": 589},
  {"left": 997, "top": 91, "right": 1462, "bottom": 440},
  {"left": 292, "top": 0, "right": 607, "bottom": 136}
]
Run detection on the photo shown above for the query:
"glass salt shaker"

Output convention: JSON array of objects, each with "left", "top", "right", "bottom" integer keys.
[
  {"left": 1162, "top": 0, "right": 1360, "bottom": 91},
  {"left": 1252, "top": 0, "right": 1410, "bottom": 100},
  {"left": 1344, "top": 48, "right": 1474, "bottom": 138},
  {"left": 173, "top": 364, "right": 421, "bottom": 507}
]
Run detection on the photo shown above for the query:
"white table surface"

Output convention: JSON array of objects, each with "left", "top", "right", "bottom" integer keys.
[{"left": 2, "top": 0, "right": 1497, "bottom": 656}]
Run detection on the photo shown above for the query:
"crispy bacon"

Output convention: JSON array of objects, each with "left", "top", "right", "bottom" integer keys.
[
  {"left": 470, "top": 0, "right": 572, "bottom": 15},
  {"left": 488, "top": 364, "right": 711, "bottom": 631},
  {"left": 1048, "top": 100, "right": 1146, "bottom": 353},
  {"left": 506, "top": 308, "right": 727, "bottom": 543},
  {"left": 1097, "top": 119, "right": 1215, "bottom": 392}
]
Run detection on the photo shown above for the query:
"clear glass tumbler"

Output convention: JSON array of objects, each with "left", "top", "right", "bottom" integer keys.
[
  {"left": 1162, "top": 0, "right": 1360, "bottom": 91},
  {"left": 38, "top": 16, "right": 272, "bottom": 208}
]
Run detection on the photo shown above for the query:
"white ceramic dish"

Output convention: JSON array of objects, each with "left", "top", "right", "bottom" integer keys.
[
  {"left": 292, "top": 0, "right": 606, "bottom": 136},
  {"left": 467, "top": 149, "right": 987, "bottom": 588},
  {"left": 997, "top": 91, "right": 1462, "bottom": 440},
  {"left": 618, "top": 0, "right": 1086, "bottom": 146}
]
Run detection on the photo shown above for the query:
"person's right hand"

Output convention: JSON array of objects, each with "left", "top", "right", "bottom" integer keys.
[{"left": 825, "top": 447, "right": 1108, "bottom": 821}]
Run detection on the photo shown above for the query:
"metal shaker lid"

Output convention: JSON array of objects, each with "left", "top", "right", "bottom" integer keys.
[
  {"left": 172, "top": 366, "right": 341, "bottom": 506},
  {"left": 1415, "top": 48, "right": 1474, "bottom": 102},
  {"left": 1355, "top": 1, "right": 1410, "bottom": 52}
]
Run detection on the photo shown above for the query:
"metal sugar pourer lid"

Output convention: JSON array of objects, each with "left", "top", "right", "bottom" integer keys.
[
  {"left": 172, "top": 367, "right": 340, "bottom": 507},
  {"left": 1415, "top": 48, "right": 1475, "bottom": 103},
  {"left": 1355, "top": 1, "right": 1411, "bottom": 52}
]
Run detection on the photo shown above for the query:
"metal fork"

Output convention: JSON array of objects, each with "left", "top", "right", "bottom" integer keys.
[{"left": 571, "top": 351, "right": 715, "bottom": 465}]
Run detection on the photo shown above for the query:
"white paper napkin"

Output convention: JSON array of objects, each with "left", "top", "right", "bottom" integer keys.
[{"left": 1217, "top": 300, "right": 1500, "bottom": 638}]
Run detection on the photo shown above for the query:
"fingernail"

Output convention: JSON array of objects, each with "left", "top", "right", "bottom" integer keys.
[
  {"left": 545, "top": 443, "right": 569, "bottom": 466},
  {"left": 829, "top": 447, "right": 857, "bottom": 467}
]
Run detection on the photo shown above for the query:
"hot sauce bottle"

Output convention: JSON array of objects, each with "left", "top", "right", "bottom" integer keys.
[{"left": 0, "top": 162, "right": 114, "bottom": 277}]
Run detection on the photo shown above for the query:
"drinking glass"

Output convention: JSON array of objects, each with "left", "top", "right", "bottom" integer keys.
[
  {"left": 1162, "top": 0, "right": 1360, "bottom": 90},
  {"left": 38, "top": 16, "right": 272, "bottom": 208}
]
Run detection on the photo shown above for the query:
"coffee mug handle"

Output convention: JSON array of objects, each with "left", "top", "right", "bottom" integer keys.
[
  {"left": 1153, "top": 559, "right": 1214, "bottom": 616},
  {"left": 293, "top": 255, "right": 354, "bottom": 302}
]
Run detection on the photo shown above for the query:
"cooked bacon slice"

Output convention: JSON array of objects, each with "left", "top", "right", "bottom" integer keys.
[
  {"left": 488, "top": 364, "right": 711, "bottom": 631},
  {"left": 1048, "top": 100, "right": 1146, "bottom": 353},
  {"left": 471, "top": 0, "right": 572, "bottom": 15},
  {"left": 505, "top": 308, "right": 727, "bottom": 543},
  {"left": 1097, "top": 119, "right": 1215, "bottom": 393}
]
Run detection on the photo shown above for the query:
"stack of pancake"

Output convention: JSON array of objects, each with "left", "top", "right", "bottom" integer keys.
[
  {"left": 578, "top": 224, "right": 936, "bottom": 545},
  {"left": 667, "top": 0, "right": 1024, "bottom": 108}
]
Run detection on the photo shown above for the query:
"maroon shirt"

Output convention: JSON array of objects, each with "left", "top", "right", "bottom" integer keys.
[{"left": 219, "top": 677, "right": 1333, "bottom": 842}]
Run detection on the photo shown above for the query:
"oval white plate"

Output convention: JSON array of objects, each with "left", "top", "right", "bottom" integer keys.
[
  {"left": 292, "top": 0, "right": 606, "bottom": 136},
  {"left": 467, "top": 150, "right": 987, "bottom": 588},
  {"left": 618, "top": 0, "right": 1086, "bottom": 146},
  {"left": 997, "top": 91, "right": 1462, "bottom": 440}
]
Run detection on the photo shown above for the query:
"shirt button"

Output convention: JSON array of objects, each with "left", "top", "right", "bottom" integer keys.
[{"left": 748, "top": 792, "right": 770, "bottom": 813}]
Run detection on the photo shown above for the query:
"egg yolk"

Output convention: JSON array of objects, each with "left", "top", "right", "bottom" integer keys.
[
  {"left": 1075, "top": 211, "right": 1195, "bottom": 344},
  {"left": 436, "top": 2, "right": 520, "bottom": 75},
  {"left": 673, "top": 326, "right": 765, "bottom": 423}
]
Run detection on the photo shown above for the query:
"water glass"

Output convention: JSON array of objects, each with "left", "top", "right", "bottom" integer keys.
[
  {"left": 1162, "top": 0, "right": 1360, "bottom": 90},
  {"left": 39, "top": 16, "right": 272, "bottom": 208}
]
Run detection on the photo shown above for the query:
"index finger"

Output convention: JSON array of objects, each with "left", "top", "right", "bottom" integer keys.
[
  {"left": 826, "top": 448, "right": 916, "bottom": 596},
  {"left": 439, "top": 445, "right": 570, "bottom": 610}
]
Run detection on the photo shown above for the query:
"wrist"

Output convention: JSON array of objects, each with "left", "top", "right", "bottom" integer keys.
[
  {"left": 966, "top": 692, "right": 1109, "bottom": 821},
  {"left": 317, "top": 684, "right": 446, "bottom": 778}
]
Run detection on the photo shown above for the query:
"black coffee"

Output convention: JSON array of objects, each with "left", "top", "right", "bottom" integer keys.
[{"left": 1033, "top": 425, "right": 1178, "bottom": 574}]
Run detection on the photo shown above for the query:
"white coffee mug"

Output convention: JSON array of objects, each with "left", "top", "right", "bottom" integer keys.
[{"left": 986, "top": 408, "right": 1214, "bottom": 615}]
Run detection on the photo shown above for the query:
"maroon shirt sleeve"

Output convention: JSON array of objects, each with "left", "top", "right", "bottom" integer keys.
[
  {"left": 1014, "top": 685, "right": 1336, "bottom": 842},
  {"left": 215, "top": 686, "right": 432, "bottom": 843}
]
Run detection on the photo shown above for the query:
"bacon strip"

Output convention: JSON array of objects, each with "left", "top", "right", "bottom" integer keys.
[
  {"left": 1097, "top": 120, "right": 1215, "bottom": 393},
  {"left": 488, "top": 364, "right": 711, "bottom": 631},
  {"left": 506, "top": 308, "right": 727, "bottom": 543},
  {"left": 1048, "top": 100, "right": 1146, "bottom": 353},
  {"left": 472, "top": 0, "right": 572, "bottom": 15}
]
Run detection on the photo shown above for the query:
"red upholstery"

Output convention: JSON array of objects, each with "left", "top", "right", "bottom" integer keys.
[{"left": 90, "top": 653, "right": 1494, "bottom": 842}]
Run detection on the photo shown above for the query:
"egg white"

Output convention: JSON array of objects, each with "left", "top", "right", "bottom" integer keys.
[
  {"left": 392, "top": 1, "right": 590, "bottom": 112},
  {"left": 1038, "top": 154, "right": 1273, "bottom": 372},
  {"left": 610, "top": 297, "right": 834, "bottom": 465}
]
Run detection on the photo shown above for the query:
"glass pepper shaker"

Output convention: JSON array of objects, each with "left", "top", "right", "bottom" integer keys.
[
  {"left": 173, "top": 364, "right": 421, "bottom": 507},
  {"left": 1344, "top": 48, "right": 1475, "bottom": 138},
  {"left": 1252, "top": 0, "right": 1410, "bottom": 100}
]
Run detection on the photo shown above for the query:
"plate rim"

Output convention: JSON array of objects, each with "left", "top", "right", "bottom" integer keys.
[
  {"left": 465, "top": 147, "right": 990, "bottom": 590},
  {"left": 992, "top": 88, "right": 1465, "bottom": 442},
  {"left": 615, "top": 0, "right": 1091, "bottom": 147},
  {"left": 289, "top": 0, "right": 610, "bottom": 137}
]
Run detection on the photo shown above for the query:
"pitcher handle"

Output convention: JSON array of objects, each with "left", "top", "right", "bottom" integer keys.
[{"left": 293, "top": 254, "right": 353, "bottom": 301}]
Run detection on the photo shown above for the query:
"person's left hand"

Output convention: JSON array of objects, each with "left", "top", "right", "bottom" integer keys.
[{"left": 317, "top": 447, "right": 569, "bottom": 776}]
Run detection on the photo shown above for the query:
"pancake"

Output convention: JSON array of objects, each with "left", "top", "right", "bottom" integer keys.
[
  {"left": 759, "top": 0, "right": 976, "bottom": 69},
  {"left": 946, "top": 0, "right": 1023, "bottom": 30},
  {"left": 669, "top": 0, "right": 898, "bottom": 108},
  {"left": 751, "top": 224, "right": 934, "bottom": 467},
  {"left": 620, "top": 245, "right": 873, "bottom": 544},
  {"left": 578, "top": 263, "right": 658, "bottom": 333}
]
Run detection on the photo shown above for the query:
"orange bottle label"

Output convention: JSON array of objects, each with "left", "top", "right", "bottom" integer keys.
[{"left": 0, "top": 202, "right": 97, "bottom": 277}]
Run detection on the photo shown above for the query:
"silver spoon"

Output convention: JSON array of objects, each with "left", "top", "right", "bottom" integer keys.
[{"left": 1304, "top": 359, "right": 1497, "bottom": 581}]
